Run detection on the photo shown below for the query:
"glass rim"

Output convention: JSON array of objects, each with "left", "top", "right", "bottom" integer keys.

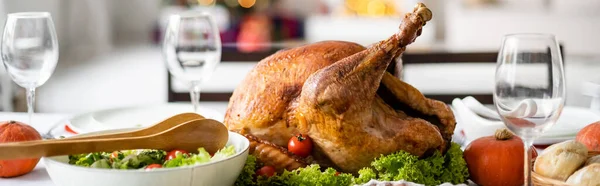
[
  {"left": 8, "top": 12, "right": 51, "bottom": 18},
  {"left": 502, "top": 33, "right": 556, "bottom": 39}
]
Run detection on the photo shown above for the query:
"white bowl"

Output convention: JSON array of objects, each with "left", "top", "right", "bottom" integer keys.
[{"left": 44, "top": 130, "right": 249, "bottom": 186}]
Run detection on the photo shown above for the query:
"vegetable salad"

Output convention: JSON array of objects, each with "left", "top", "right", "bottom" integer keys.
[
  {"left": 235, "top": 142, "right": 469, "bottom": 186},
  {"left": 68, "top": 145, "right": 236, "bottom": 170}
]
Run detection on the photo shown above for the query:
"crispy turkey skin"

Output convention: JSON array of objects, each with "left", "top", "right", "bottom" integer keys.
[{"left": 224, "top": 3, "right": 456, "bottom": 173}]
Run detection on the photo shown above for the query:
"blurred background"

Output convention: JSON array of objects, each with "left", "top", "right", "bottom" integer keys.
[{"left": 0, "top": 0, "right": 599, "bottom": 114}]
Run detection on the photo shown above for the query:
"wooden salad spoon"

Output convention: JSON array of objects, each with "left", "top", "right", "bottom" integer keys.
[
  {"left": 65, "top": 112, "right": 206, "bottom": 140},
  {"left": 0, "top": 118, "right": 229, "bottom": 160},
  {"left": 22, "top": 112, "right": 206, "bottom": 143}
]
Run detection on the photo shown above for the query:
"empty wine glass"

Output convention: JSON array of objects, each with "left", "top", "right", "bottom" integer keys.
[
  {"left": 1, "top": 12, "right": 59, "bottom": 125},
  {"left": 162, "top": 11, "right": 221, "bottom": 113},
  {"left": 494, "top": 33, "right": 565, "bottom": 186}
]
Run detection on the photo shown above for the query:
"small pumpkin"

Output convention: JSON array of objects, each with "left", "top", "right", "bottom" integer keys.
[
  {"left": 576, "top": 121, "right": 600, "bottom": 151},
  {"left": 463, "top": 128, "right": 538, "bottom": 186},
  {"left": 0, "top": 120, "right": 42, "bottom": 178}
]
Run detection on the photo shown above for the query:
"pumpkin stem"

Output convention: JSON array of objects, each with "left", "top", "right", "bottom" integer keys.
[
  {"left": 495, "top": 128, "right": 514, "bottom": 140},
  {"left": 8, "top": 120, "right": 15, "bottom": 124}
]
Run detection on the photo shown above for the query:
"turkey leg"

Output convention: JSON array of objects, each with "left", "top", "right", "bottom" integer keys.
[{"left": 299, "top": 3, "right": 432, "bottom": 117}]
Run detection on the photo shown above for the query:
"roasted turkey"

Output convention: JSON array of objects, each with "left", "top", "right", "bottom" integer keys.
[{"left": 224, "top": 3, "right": 456, "bottom": 173}]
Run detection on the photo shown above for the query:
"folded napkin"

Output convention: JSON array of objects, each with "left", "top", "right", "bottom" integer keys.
[{"left": 452, "top": 97, "right": 505, "bottom": 142}]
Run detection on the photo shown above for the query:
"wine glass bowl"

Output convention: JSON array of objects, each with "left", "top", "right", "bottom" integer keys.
[
  {"left": 494, "top": 33, "right": 565, "bottom": 186},
  {"left": 163, "top": 11, "right": 221, "bottom": 113},
  {"left": 1, "top": 12, "right": 59, "bottom": 125},
  {"left": 2, "top": 12, "right": 58, "bottom": 88}
]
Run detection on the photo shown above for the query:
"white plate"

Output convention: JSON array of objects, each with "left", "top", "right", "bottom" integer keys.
[
  {"left": 534, "top": 135, "right": 575, "bottom": 145},
  {"left": 543, "top": 106, "right": 600, "bottom": 137},
  {"left": 533, "top": 106, "right": 599, "bottom": 145},
  {"left": 65, "top": 103, "right": 224, "bottom": 134}
]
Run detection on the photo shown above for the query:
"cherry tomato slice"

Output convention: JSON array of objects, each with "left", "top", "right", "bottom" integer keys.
[
  {"left": 65, "top": 125, "right": 78, "bottom": 134},
  {"left": 145, "top": 164, "right": 162, "bottom": 170},
  {"left": 288, "top": 134, "right": 313, "bottom": 158},
  {"left": 109, "top": 151, "right": 119, "bottom": 161},
  {"left": 256, "top": 165, "right": 276, "bottom": 177},
  {"left": 166, "top": 149, "right": 189, "bottom": 160}
]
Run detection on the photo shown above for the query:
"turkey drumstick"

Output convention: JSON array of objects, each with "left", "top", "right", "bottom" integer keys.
[{"left": 298, "top": 3, "right": 431, "bottom": 118}]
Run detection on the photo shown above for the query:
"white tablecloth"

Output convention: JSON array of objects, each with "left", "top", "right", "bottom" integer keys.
[{"left": 0, "top": 112, "right": 69, "bottom": 186}]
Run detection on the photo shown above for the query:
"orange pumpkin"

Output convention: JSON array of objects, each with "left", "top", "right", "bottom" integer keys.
[
  {"left": 464, "top": 128, "right": 538, "bottom": 186},
  {"left": 576, "top": 121, "right": 600, "bottom": 151},
  {"left": 0, "top": 120, "right": 42, "bottom": 178}
]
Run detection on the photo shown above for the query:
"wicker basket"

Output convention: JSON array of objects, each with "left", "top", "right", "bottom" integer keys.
[{"left": 532, "top": 151, "right": 600, "bottom": 186}]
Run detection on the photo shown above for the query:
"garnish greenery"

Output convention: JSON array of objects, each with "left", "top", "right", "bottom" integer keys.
[{"left": 235, "top": 142, "right": 469, "bottom": 186}]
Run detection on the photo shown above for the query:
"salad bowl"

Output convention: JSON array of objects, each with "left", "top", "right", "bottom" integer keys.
[{"left": 43, "top": 129, "right": 249, "bottom": 186}]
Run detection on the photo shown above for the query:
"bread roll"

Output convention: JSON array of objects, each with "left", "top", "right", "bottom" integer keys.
[
  {"left": 586, "top": 155, "right": 600, "bottom": 166},
  {"left": 534, "top": 140, "right": 588, "bottom": 181},
  {"left": 566, "top": 163, "right": 600, "bottom": 186}
]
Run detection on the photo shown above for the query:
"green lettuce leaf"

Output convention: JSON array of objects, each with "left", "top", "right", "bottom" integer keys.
[
  {"left": 69, "top": 152, "right": 110, "bottom": 167},
  {"left": 353, "top": 167, "right": 377, "bottom": 184},
  {"left": 163, "top": 148, "right": 210, "bottom": 168},
  {"left": 438, "top": 143, "right": 470, "bottom": 184},
  {"left": 370, "top": 142, "right": 469, "bottom": 186},
  {"left": 164, "top": 146, "right": 236, "bottom": 168},
  {"left": 211, "top": 145, "right": 237, "bottom": 161}
]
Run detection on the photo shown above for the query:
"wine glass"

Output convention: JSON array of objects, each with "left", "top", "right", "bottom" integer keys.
[
  {"left": 1, "top": 12, "right": 59, "bottom": 125},
  {"left": 494, "top": 33, "right": 565, "bottom": 186},
  {"left": 162, "top": 11, "right": 221, "bottom": 113}
]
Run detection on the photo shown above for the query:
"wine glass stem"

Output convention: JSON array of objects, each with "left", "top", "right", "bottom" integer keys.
[
  {"left": 523, "top": 138, "right": 534, "bottom": 186},
  {"left": 26, "top": 88, "right": 36, "bottom": 124},
  {"left": 190, "top": 82, "right": 201, "bottom": 113}
]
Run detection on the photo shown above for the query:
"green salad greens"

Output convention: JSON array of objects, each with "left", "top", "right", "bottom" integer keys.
[
  {"left": 235, "top": 142, "right": 469, "bottom": 186},
  {"left": 68, "top": 145, "right": 237, "bottom": 170},
  {"left": 163, "top": 146, "right": 236, "bottom": 168}
]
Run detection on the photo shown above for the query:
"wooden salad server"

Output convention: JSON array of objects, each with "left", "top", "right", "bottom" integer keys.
[
  {"left": 22, "top": 112, "right": 206, "bottom": 143},
  {"left": 0, "top": 118, "right": 229, "bottom": 160},
  {"left": 65, "top": 112, "right": 206, "bottom": 140}
]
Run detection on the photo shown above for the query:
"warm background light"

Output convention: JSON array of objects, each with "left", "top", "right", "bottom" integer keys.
[
  {"left": 367, "top": 0, "right": 386, "bottom": 16},
  {"left": 238, "top": 0, "right": 256, "bottom": 8},
  {"left": 344, "top": 0, "right": 398, "bottom": 16},
  {"left": 197, "top": 0, "right": 215, "bottom": 6}
]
